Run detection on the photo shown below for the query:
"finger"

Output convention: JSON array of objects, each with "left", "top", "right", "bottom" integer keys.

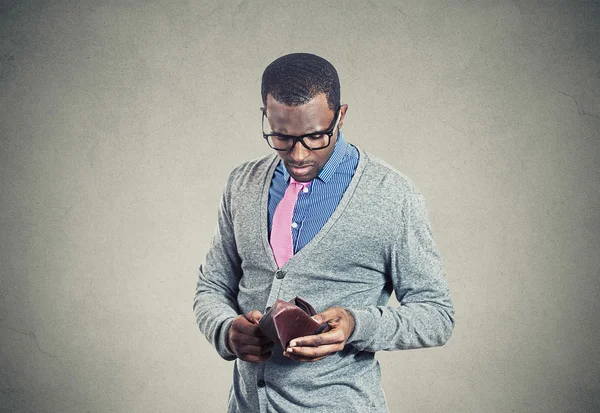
[
  {"left": 284, "top": 353, "right": 327, "bottom": 362},
  {"left": 237, "top": 342, "right": 273, "bottom": 356},
  {"left": 234, "top": 319, "right": 267, "bottom": 337},
  {"left": 289, "top": 329, "right": 345, "bottom": 348},
  {"left": 286, "top": 343, "right": 342, "bottom": 357},
  {"left": 260, "top": 342, "right": 274, "bottom": 354},
  {"left": 311, "top": 307, "right": 344, "bottom": 325},
  {"left": 245, "top": 310, "right": 264, "bottom": 324},
  {"left": 231, "top": 331, "right": 272, "bottom": 346},
  {"left": 283, "top": 343, "right": 341, "bottom": 360},
  {"left": 240, "top": 352, "right": 272, "bottom": 363}
]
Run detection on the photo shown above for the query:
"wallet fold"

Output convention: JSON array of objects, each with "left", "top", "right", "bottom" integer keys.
[{"left": 258, "top": 297, "right": 323, "bottom": 348}]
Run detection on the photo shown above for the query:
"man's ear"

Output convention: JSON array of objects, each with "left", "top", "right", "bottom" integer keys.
[{"left": 338, "top": 104, "right": 349, "bottom": 129}]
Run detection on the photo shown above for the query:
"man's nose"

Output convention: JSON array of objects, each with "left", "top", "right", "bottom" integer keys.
[{"left": 289, "top": 141, "right": 310, "bottom": 162}]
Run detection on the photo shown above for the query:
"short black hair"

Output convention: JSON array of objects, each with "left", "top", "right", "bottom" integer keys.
[{"left": 261, "top": 53, "right": 340, "bottom": 111}]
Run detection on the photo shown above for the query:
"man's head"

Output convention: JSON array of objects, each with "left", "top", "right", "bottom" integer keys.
[
  {"left": 261, "top": 53, "right": 348, "bottom": 182},
  {"left": 261, "top": 53, "right": 340, "bottom": 111}
]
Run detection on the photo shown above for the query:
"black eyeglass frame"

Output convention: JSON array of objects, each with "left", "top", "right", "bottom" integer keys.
[{"left": 261, "top": 107, "right": 341, "bottom": 151}]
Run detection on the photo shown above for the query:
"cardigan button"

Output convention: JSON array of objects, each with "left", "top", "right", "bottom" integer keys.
[
  {"left": 257, "top": 379, "right": 266, "bottom": 388},
  {"left": 275, "top": 270, "right": 285, "bottom": 279}
]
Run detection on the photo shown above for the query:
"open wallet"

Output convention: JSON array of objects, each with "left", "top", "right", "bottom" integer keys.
[{"left": 258, "top": 296, "right": 326, "bottom": 348}]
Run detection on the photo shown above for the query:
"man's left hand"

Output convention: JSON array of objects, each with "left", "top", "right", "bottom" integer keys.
[{"left": 283, "top": 307, "right": 355, "bottom": 362}]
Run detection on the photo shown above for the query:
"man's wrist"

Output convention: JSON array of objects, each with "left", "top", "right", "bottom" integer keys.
[
  {"left": 344, "top": 308, "right": 356, "bottom": 338},
  {"left": 220, "top": 318, "right": 238, "bottom": 360},
  {"left": 344, "top": 308, "right": 377, "bottom": 350},
  {"left": 225, "top": 326, "right": 234, "bottom": 355}
]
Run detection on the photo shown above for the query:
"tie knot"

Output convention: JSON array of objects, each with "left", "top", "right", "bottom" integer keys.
[{"left": 290, "top": 178, "right": 311, "bottom": 190}]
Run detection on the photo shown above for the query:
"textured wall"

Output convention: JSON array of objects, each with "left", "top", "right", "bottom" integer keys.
[{"left": 1, "top": 1, "right": 599, "bottom": 412}]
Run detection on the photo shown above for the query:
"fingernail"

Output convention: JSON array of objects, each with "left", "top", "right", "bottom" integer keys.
[
  {"left": 289, "top": 341, "right": 296, "bottom": 347},
  {"left": 286, "top": 347, "right": 293, "bottom": 353}
]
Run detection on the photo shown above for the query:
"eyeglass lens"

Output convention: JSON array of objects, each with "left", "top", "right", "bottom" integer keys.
[{"left": 266, "top": 134, "right": 330, "bottom": 150}]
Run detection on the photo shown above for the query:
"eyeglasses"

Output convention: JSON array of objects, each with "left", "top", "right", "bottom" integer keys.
[{"left": 261, "top": 107, "right": 341, "bottom": 151}]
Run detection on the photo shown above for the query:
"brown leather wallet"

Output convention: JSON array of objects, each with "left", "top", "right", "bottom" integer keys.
[{"left": 258, "top": 297, "right": 324, "bottom": 348}]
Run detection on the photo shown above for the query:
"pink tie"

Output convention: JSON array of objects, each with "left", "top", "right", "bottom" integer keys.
[{"left": 270, "top": 178, "right": 311, "bottom": 268}]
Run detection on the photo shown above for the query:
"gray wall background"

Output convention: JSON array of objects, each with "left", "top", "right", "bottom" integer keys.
[{"left": 1, "top": 0, "right": 599, "bottom": 412}]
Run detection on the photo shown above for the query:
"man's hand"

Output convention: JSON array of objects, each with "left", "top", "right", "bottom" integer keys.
[
  {"left": 228, "top": 310, "right": 273, "bottom": 363},
  {"left": 283, "top": 307, "right": 355, "bottom": 362}
]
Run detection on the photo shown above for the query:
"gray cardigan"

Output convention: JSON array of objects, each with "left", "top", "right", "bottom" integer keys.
[{"left": 194, "top": 147, "right": 454, "bottom": 413}]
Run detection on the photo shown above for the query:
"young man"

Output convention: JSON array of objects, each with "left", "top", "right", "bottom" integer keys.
[{"left": 194, "top": 53, "right": 454, "bottom": 412}]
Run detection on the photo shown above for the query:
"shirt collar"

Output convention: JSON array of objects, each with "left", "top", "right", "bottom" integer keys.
[{"left": 282, "top": 131, "right": 348, "bottom": 184}]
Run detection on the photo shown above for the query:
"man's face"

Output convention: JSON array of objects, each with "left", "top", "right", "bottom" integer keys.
[{"left": 264, "top": 93, "right": 347, "bottom": 182}]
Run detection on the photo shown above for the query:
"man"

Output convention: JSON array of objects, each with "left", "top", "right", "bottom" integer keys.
[{"left": 194, "top": 53, "right": 454, "bottom": 412}]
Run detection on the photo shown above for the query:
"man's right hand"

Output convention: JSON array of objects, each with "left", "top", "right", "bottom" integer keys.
[{"left": 227, "top": 310, "right": 273, "bottom": 363}]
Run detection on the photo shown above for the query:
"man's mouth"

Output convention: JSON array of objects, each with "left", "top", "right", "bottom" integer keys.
[{"left": 286, "top": 163, "right": 314, "bottom": 177}]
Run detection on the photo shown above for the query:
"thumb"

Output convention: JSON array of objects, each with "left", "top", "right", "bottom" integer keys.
[
  {"left": 312, "top": 307, "right": 345, "bottom": 325},
  {"left": 311, "top": 311, "right": 331, "bottom": 325},
  {"left": 246, "top": 310, "right": 263, "bottom": 324},
  {"left": 311, "top": 314, "right": 323, "bottom": 324}
]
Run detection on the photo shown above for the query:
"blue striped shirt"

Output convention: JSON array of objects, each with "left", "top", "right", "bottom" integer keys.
[{"left": 268, "top": 131, "right": 360, "bottom": 253}]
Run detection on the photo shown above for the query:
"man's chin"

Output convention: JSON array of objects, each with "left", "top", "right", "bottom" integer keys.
[{"left": 287, "top": 164, "right": 316, "bottom": 182}]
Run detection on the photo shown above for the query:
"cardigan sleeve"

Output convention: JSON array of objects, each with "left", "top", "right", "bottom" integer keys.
[
  {"left": 193, "top": 170, "right": 242, "bottom": 361},
  {"left": 346, "top": 193, "right": 455, "bottom": 351}
]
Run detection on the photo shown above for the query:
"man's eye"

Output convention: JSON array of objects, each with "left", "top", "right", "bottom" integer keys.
[
  {"left": 306, "top": 134, "right": 325, "bottom": 141},
  {"left": 274, "top": 135, "right": 290, "bottom": 142}
]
